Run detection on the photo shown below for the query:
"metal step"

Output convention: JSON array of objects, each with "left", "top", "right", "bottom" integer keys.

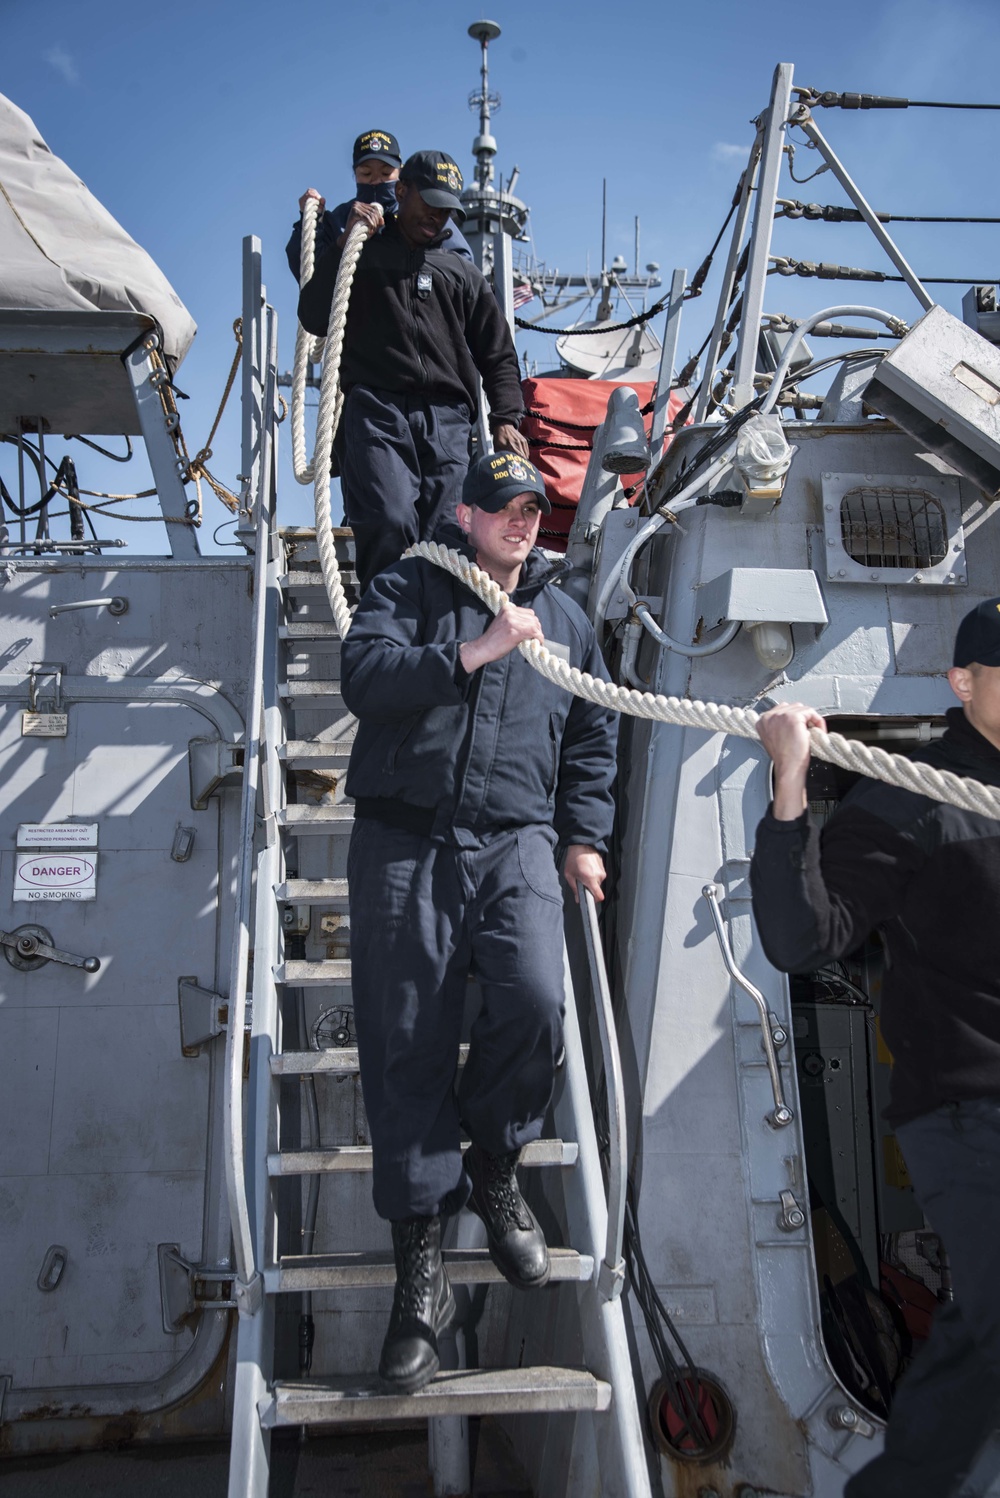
[
  {"left": 280, "top": 572, "right": 330, "bottom": 593},
  {"left": 267, "top": 1245, "right": 593, "bottom": 1293},
  {"left": 271, "top": 1041, "right": 468, "bottom": 1076},
  {"left": 275, "top": 878, "right": 350, "bottom": 907},
  {"left": 279, "top": 621, "right": 340, "bottom": 642},
  {"left": 274, "top": 959, "right": 352, "bottom": 987},
  {"left": 269, "top": 1139, "right": 578, "bottom": 1176},
  {"left": 260, "top": 1367, "right": 611, "bottom": 1427},
  {"left": 279, "top": 681, "right": 345, "bottom": 705},
  {"left": 281, "top": 740, "right": 355, "bottom": 768},
  {"left": 276, "top": 805, "right": 355, "bottom": 835}
]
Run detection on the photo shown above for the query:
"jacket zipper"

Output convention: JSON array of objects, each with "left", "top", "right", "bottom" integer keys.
[{"left": 408, "top": 248, "right": 427, "bottom": 385}]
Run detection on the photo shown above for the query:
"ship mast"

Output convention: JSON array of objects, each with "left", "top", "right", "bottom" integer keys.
[{"left": 461, "top": 19, "right": 528, "bottom": 329}]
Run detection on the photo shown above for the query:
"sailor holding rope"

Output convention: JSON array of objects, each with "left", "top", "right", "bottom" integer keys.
[
  {"left": 340, "top": 452, "right": 618, "bottom": 1392},
  {"left": 751, "top": 597, "right": 1000, "bottom": 1498},
  {"left": 286, "top": 128, "right": 474, "bottom": 281},
  {"left": 298, "top": 150, "right": 527, "bottom": 591}
]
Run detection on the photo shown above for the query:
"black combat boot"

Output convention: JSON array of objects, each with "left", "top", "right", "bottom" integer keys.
[
  {"left": 465, "top": 1142, "right": 551, "bottom": 1290},
  {"left": 378, "top": 1215, "right": 456, "bottom": 1394}
]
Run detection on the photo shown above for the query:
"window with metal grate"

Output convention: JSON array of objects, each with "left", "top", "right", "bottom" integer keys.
[{"left": 840, "top": 487, "right": 948, "bottom": 570}]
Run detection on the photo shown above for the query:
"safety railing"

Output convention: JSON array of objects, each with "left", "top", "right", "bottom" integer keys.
[
  {"left": 223, "top": 237, "right": 280, "bottom": 1308},
  {"left": 579, "top": 887, "right": 628, "bottom": 1301}
]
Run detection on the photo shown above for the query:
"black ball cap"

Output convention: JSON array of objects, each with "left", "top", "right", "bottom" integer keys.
[
  {"left": 462, "top": 451, "right": 551, "bottom": 513},
  {"left": 953, "top": 597, "right": 1000, "bottom": 667},
  {"left": 400, "top": 150, "right": 466, "bottom": 216},
  {"left": 353, "top": 129, "right": 402, "bottom": 168}
]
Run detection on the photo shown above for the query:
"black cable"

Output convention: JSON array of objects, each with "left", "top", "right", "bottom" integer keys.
[
  {"left": 65, "top": 434, "right": 134, "bottom": 462},
  {"left": 515, "top": 296, "right": 668, "bottom": 336}
]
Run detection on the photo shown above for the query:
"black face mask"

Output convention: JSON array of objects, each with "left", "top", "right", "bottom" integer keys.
[{"left": 354, "top": 181, "right": 398, "bottom": 212}]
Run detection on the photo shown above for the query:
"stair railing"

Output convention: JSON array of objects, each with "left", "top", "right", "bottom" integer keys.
[
  {"left": 579, "top": 887, "right": 627, "bottom": 1301},
  {"left": 223, "top": 237, "right": 280, "bottom": 1307}
]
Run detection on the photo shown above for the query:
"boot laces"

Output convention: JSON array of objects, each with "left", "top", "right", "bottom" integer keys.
[
  {"left": 394, "top": 1221, "right": 438, "bottom": 1320},
  {"left": 482, "top": 1152, "right": 533, "bottom": 1232}
]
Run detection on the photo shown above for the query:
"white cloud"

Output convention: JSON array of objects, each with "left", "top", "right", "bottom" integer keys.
[
  {"left": 44, "top": 46, "right": 79, "bottom": 86},
  {"left": 711, "top": 142, "right": 748, "bottom": 163}
]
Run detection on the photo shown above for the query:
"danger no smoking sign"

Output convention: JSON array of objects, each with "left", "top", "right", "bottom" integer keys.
[{"left": 14, "top": 824, "right": 98, "bottom": 902}]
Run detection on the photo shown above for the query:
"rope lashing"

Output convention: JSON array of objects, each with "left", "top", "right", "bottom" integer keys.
[{"left": 303, "top": 202, "right": 1000, "bottom": 822}]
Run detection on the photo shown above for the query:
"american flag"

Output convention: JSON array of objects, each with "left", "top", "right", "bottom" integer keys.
[{"left": 513, "top": 280, "right": 535, "bottom": 310}]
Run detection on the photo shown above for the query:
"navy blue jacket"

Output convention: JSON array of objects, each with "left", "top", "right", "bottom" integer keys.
[
  {"left": 298, "top": 218, "right": 522, "bottom": 426},
  {"left": 751, "top": 708, "right": 1000, "bottom": 1124},
  {"left": 286, "top": 198, "right": 473, "bottom": 282},
  {"left": 340, "top": 530, "right": 618, "bottom": 850}
]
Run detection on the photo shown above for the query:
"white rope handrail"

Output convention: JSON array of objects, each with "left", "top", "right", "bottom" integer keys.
[
  {"left": 300, "top": 205, "right": 1000, "bottom": 822},
  {"left": 291, "top": 194, "right": 328, "bottom": 485},
  {"left": 405, "top": 541, "right": 1000, "bottom": 821}
]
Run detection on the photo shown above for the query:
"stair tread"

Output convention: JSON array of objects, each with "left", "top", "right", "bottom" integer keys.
[
  {"left": 281, "top": 740, "right": 356, "bottom": 764},
  {"left": 280, "top": 572, "right": 332, "bottom": 590},
  {"left": 279, "top": 680, "right": 345, "bottom": 697},
  {"left": 261, "top": 1366, "right": 611, "bottom": 1425},
  {"left": 276, "top": 805, "right": 355, "bottom": 834},
  {"left": 271, "top": 1041, "right": 468, "bottom": 1076},
  {"left": 268, "top": 1139, "right": 578, "bottom": 1174},
  {"left": 275, "top": 960, "right": 352, "bottom": 986},
  {"left": 276, "top": 879, "right": 350, "bottom": 904},
  {"left": 279, "top": 622, "right": 340, "bottom": 640},
  {"left": 269, "top": 1246, "right": 593, "bottom": 1291}
]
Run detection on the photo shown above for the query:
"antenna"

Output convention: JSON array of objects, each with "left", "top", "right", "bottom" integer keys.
[
  {"left": 601, "top": 179, "right": 607, "bottom": 273},
  {"left": 468, "top": 20, "right": 501, "bottom": 192}
]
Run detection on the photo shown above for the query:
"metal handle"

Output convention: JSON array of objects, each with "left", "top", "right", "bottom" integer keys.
[
  {"left": 701, "top": 883, "right": 793, "bottom": 1128},
  {"left": 579, "top": 887, "right": 627, "bottom": 1300},
  {"left": 49, "top": 596, "right": 128, "bottom": 618},
  {"left": 0, "top": 924, "right": 100, "bottom": 974}
]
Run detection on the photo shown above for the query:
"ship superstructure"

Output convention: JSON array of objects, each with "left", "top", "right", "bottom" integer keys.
[{"left": 3, "top": 37, "right": 1000, "bottom": 1498}]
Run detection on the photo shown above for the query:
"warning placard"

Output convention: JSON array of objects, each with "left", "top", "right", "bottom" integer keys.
[
  {"left": 17, "top": 823, "right": 98, "bottom": 849},
  {"left": 14, "top": 852, "right": 97, "bottom": 901}
]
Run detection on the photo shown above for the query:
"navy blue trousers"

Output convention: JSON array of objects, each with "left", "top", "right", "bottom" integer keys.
[
  {"left": 339, "top": 386, "right": 471, "bottom": 591},
  {"left": 347, "top": 820, "right": 567, "bottom": 1221},
  {"left": 846, "top": 1099, "right": 1000, "bottom": 1498}
]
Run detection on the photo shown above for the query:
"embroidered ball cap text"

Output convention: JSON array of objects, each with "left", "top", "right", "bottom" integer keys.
[
  {"left": 353, "top": 130, "right": 402, "bottom": 168},
  {"left": 400, "top": 151, "right": 466, "bottom": 216},
  {"left": 462, "top": 451, "right": 551, "bottom": 514},
  {"left": 953, "top": 597, "right": 1000, "bottom": 668}
]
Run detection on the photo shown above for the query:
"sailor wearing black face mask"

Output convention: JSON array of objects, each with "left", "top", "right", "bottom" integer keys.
[
  {"left": 298, "top": 150, "right": 529, "bottom": 592},
  {"left": 286, "top": 128, "right": 473, "bottom": 282}
]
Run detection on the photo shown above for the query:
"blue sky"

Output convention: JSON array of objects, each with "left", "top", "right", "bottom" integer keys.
[{"left": 2, "top": 0, "right": 999, "bottom": 548}]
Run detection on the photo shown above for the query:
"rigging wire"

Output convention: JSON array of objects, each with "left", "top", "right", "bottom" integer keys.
[
  {"left": 793, "top": 88, "right": 1000, "bottom": 112},
  {"left": 777, "top": 199, "right": 1000, "bottom": 227}
]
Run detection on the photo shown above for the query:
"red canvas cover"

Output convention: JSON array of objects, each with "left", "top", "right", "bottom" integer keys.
[{"left": 520, "top": 377, "right": 688, "bottom": 551}]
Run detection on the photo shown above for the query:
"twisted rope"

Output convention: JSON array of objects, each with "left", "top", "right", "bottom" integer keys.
[
  {"left": 311, "top": 220, "right": 368, "bottom": 639},
  {"left": 404, "top": 542, "right": 1000, "bottom": 820},
  {"left": 304, "top": 217, "right": 1000, "bottom": 822},
  {"left": 291, "top": 195, "right": 329, "bottom": 485}
]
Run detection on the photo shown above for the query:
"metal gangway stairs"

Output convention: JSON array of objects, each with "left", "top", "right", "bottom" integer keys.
[{"left": 224, "top": 242, "right": 650, "bottom": 1498}]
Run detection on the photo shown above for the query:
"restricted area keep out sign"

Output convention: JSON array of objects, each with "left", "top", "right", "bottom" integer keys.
[{"left": 14, "top": 824, "right": 98, "bottom": 901}]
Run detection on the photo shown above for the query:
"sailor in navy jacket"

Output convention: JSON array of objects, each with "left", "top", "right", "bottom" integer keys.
[
  {"left": 341, "top": 526, "right": 616, "bottom": 847},
  {"left": 340, "top": 456, "right": 616, "bottom": 1392},
  {"left": 750, "top": 598, "right": 1000, "bottom": 1498},
  {"left": 298, "top": 150, "right": 526, "bottom": 592}
]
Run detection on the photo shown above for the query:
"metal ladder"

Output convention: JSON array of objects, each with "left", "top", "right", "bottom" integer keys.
[{"left": 224, "top": 251, "right": 649, "bottom": 1495}]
